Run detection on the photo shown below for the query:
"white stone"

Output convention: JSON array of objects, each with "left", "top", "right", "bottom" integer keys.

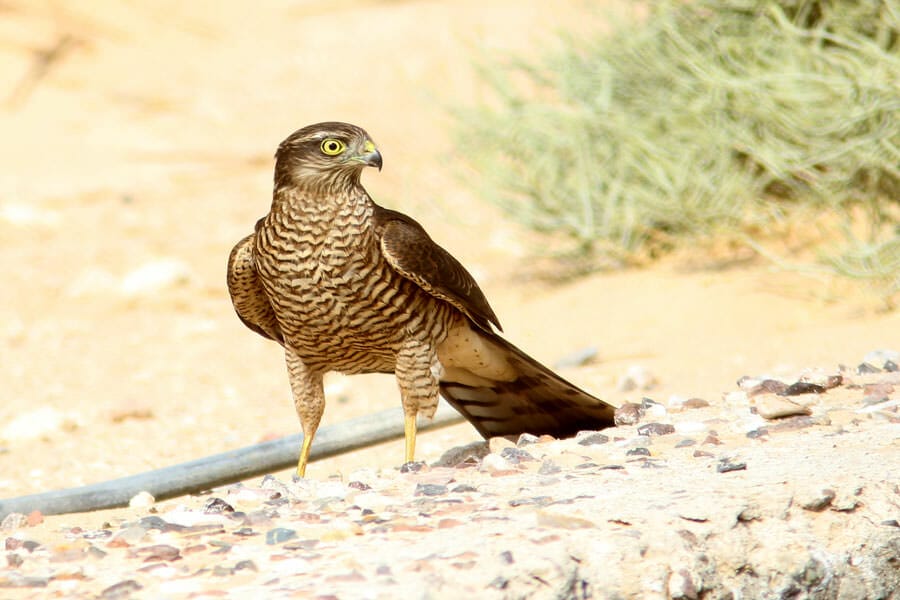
[
  {"left": 644, "top": 402, "right": 667, "bottom": 419},
  {"left": 480, "top": 453, "right": 513, "bottom": 473},
  {"left": 755, "top": 396, "right": 811, "bottom": 420},
  {"left": 674, "top": 420, "right": 709, "bottom": 435},
  {"left": 128, "top": 490, "right": 156, "bottom": 509},
  {"left": 0, "top": 203, "right": 61, "bottom": 226},
  {"left": 1, "top": 407, "right": 80, "bottom": 442},
  {"left": 119, "top": 258, "right": 191, "bottom": 296},
  {"left": 863, "top": 349, "right": 899, "bottom": 366}
]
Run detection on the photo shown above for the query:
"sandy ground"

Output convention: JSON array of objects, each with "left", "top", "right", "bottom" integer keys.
[{"left": 1, "top": 0, "right": 897, "bottom": 511}]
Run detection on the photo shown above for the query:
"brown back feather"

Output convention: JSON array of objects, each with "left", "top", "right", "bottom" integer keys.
[{"left": 374, "top": 206, "right": 502, "bottom": 333}]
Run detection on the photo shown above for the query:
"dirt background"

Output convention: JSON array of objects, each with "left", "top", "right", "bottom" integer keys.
[{"left": 1, "top": 0, "right": 897, "bottom": 507}]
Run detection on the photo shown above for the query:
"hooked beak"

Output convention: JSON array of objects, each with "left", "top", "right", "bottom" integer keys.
[{"left": 359, "top": 139, "right": 383, "bottom": 171}]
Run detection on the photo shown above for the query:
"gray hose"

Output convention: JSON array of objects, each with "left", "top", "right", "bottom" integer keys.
[{"left": 0, "top": 403, "right": 464, "bottom": 520}]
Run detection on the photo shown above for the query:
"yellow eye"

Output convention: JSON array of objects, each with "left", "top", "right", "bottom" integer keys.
[{"left": 320, "top": 138, "right": 346, "bottom": 156}]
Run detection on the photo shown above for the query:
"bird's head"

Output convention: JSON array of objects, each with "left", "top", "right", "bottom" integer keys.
[{"left": 273, "top": 122, "right": 382, "bottom": 192}]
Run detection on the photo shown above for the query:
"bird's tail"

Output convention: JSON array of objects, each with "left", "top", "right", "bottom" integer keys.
[{"left": 438, "top": 328, "right": 615, "bottom": 440}]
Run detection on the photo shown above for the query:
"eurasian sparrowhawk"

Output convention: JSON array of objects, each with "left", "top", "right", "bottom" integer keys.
[{"left": 227, "top": 122, "right": 615, "bottom": 476}]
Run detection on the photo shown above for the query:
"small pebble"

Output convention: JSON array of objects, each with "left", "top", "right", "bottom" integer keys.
[
  {"left": 265, "top": 528, "right": 297, "bottom": 545},
  {"left": 717, "top": 457, "right": 747, "bottom": 473},
  {"left": 434, "top": 441, "right": 489, "bottom": 467},
  {"left": 746, "top": 379, "right": 788, "bottom": 396},
  {"left": 637, "top": 422, "right": 675, "bottom": 437},
  {"left": 798, "top": 372, "right": 842, "bottom": 389},
  {"left": 674, "top": 421, "right": 708, "bottom": 435},
  {"left": 767, "top": 415, "right": 818, "bottom": 431},
  {"left": 489, "top": 437, "right": 517, "bottom": 454},
  {"left": 683, "top": 398, "right": 710, "bottom": 409},
  {"left": 399, "top": 461, "right": 427, "bottom": 473},
  {"left": 508, "top": 496, "right": 551, "bottom": 507},
  {"left": 626, "top": 447, "right": 650, "bottom": 457},
  {"left": 137, "top": 516, "right": 173, "bottom": 532},
  {"left": 1, "top": 513, "right": 27, "bottom": 531},
  {"left": 857, "top": 362, "right": 881, "bottom": 374},
  {"left": 755, "top": 396, "right": 812, "bottom": 420},
  {"left": 642, "top": 399, "right": 667, "bottom": 419},
  {"left": 538, "top": 461, "right": 561, "bottom": 475},
  {"left": 797, "top": 488, "right": 836, "bottom": 512},
  {"left": 481, "top": 453, "right": 513, "bottom": 473},
  {"left": 863, "top": 349, "right": 899, "bottom": 368},
  {"left": 516, "top": 433, "right": 540, "bottom": 447},
  {"left": 136, "top": 544, "right": 180, "bottom": 562},
  {"left": 100, "top": 580, "right": 142, "bottom": 599},
  {"left": 119, "top": 258, "right": 191, "bottom": 296},
  {"left": 414, "top": 483, "right": 448, "bottom": 497},
  {"left": 1, "top": 407, "right": 79, "bottom": 442},
  {"left": 128, "top": 491, "right": 156, "bottom": 510},
  {"left": 576, "top": 432, "right": 609, "bottom": 446},
  {"left": 109, "top": 526, "right": 146, "bottom": 546},
  {"left": 535, "top": 509, "right": 596, "bottom": 530},
  {"left": 622, "top": 435, "right": 652, "bottom": 448},
  {"left": 614, "top": 402, "right": 644, "bottom": 426},
  {"left": 779, "top": 382, "right": 827, "bottom": 396},
  {"left": 203, "top": 498, "right": 234, "bottom": 514},
  {"left": 235, "top": 559, "right": 258, "bottom": 572},
  {"left": 500, "top": 447, "right": 536, "bottom": 464},
  {"left": 451, "top": 484, "right": 478, "bottom": 493}
]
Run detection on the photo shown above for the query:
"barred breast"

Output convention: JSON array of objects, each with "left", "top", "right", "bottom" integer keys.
[{"left": 252, "top": 189, "right": 454, "bottom": 375}]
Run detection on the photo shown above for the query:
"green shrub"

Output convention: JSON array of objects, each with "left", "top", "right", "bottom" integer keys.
[{"left": 456, "top": 0, "right": 899, "bottom": 299}]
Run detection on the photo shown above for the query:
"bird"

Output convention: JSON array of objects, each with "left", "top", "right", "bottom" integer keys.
[{"left": 227, "top": 121, "right": 616, "bottom": 477}]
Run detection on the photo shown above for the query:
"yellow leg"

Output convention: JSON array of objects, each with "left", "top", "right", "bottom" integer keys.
[
  {"left": 284, "top": 349, "right": 324, "bottom": 479},
  {"left": 297, "top": 433, "right": 313, "bottom": 478},
  {"left": 404, "top": 412, "right": 417, "bottom": 463}
]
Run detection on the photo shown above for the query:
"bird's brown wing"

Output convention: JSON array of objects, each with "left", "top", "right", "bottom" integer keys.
[
  {"left": 227, "top": 231, "right": 284, "bottom": 345},
  {"left": 375, "top": 205, "right": 616, "bottom": 439},
  {"left": 374, "top": 206, "right": 502, "bottom": 333}
]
